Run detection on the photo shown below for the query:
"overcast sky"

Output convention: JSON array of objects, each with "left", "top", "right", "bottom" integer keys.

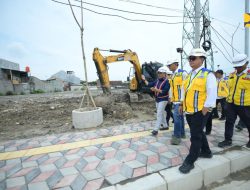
[{"left": 0, "top": 0, "right": 247, "bottom": 81}]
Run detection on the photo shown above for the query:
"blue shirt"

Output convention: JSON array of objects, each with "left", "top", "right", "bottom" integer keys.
[{"left": 148, "top": 78, "right": 170, "bottom": 102}]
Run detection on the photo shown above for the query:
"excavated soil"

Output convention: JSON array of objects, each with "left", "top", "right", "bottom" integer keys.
[{"left": 0, "top": 90, "right": 156, "bottom": 142}]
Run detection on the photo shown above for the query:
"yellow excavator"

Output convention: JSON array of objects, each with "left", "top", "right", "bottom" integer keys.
[{"left": 92, "top": 48, "right": 163, "bottom": 102}]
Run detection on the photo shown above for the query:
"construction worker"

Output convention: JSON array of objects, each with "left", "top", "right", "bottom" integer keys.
[
  {"left": 218, "top": 54, "right": 250, "bottom": 148},
  {"left": 141, "top": 67, "right": 170, "bottom": 136},
  {"left": 212, "top": 70, "right": 229, "bottom": 120},
  {"left": 165, "top": 68, "right": 174, "bottom": 127},
  {"left": 179, "top": 48, "right": 217, "bottom": 174},
  {"left": 166, "top": 59, "right": 187, "bottom": 145}
]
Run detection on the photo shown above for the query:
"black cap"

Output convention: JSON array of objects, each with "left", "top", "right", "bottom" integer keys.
[{"left": 216, "top": 70, "right": 223, "bottom": 75}]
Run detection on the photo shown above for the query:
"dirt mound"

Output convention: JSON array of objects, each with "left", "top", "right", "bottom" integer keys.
[{"left": 94, "top": 95, "right": 133, "bottom": 119}]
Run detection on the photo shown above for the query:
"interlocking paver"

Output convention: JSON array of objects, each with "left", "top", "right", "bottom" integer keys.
[
  {"left": 97, "top": 159, "right": 123, "bottom": 177},
  {"left": 1, "top": 120, "right": 249, "bottom": 189},
  {"left": 60, "top": 167, "right": 79, "bottom": 176},
  {"left": 81, "top": 170, "right": 103, "bottom": 181},
  {"left": 112, "top": 140, "right": 130, "bottom": 150},
  {"left": 22, "top": 161, "right": 38, "bottom": 168},
  {"left": 160, "top": 151, "right": 182, "bottom": 167},
  {"left": 40, "top": 164, "right": 57, "bottom": 172},
  {"left": 130, "top": 141, "right": 148, "bottom": 151},
  {"left": 136, "top": 150, "right": 159, "bottom": 165},
  {"left": 84, "top": 177, "right": 104, "bottom": 190},
  {"left": 105, "top": 173, "right": 127, "bottom": 185},
  {"left": 149, "top": 142, "right": 168, "bottom": 153},
  {"left": 70, "top": 175, "right": 87, "bottom": 190},
  {"left": 121, "top": 160, "right": 146, "bottom": 178},
  {"left": 53, "top": 174, "right": 79, "bottom": 189},
  {"left": 147, "top": 163, "right": 166, "bottom": 173},
  {"left": 62, "top": 158, "right": 80, "bottom": 168},
  {"left": 28, "top": 181, "right": 49, "bottom": 190},
  {"left": 76, "top": 156, "right": 101, "bottom": 172},
  {"left": 83, "top": 146, "right": 99, "bottom": 157},
  {"left": 0, "top": 172, "right": 5, "bottom": 182},
  {"left": 6, "top": 176, "right": 26, "bottom": 188},
  {"left": 48, "top": 152, "right": 63, "bottom": 158},
  {"left": 115, "top": 148, "right": 136, "bottom": 162},
  {"left": 96, "top": 147, "right": 117, "bottom": 159}
]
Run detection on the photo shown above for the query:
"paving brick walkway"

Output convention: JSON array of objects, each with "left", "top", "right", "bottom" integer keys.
[{"left": 0, "top": 120, "right": 249, "bottom": 190}]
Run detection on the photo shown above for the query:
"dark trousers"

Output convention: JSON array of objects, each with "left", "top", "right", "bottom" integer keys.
[
  {"left": 213, "top": 98, "right": 226, "bottom": 118},
  {"left": 185, "top": 111, "right": 211, "bottom": 164},
  {"left": 224, "top": 103, "right": 250, "bottom": 141},
  {"left": 165, "top": 103, "right": 174, "bottom": 125},
  {"left": 205, "top": 112, "right": 213, "bottom": 133}
]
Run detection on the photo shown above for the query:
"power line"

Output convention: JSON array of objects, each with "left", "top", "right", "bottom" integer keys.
[
  {"left": 72, "top": 0, "right": 183, "bottom": 18},
  {"left": 118, "top": 0, "right": 183, "bottom": 13},
  {"left": 211, "top": 25, "right": 241, "bottom": 54},
  {"left": 51, "top": 0, "right": 200, "bottom": 25},
  {"left": 211, "top": 40, "right": 232, "bottom": 63},
  {"left": 210, "top": 17, "right": 244, "bottom": 30},
  {"left": 213, "top": 26, "right": 232, "bottom": 60}
]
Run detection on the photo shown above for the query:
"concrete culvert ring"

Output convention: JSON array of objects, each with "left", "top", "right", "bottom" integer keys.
[{"left": 72, "top": 107, "right": 103, "bottom": 129}]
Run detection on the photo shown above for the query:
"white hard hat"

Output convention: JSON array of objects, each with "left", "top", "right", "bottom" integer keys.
[
  {"left": 163, "top": 66, "right": 173, "bottom": 75},
  {"left": 189, "top": 48, "right": 207, "bottom": 58},
  {"left": 157, "top": 67, "right": 167, "bottom": 73},
  {"left": 166, "top": 59, "right": 179, "bottom": 66},
  {"left": 232, "top": 54, "right": 249, "bottom": 67}
]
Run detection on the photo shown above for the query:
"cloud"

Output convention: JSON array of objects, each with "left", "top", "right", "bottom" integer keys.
[{"left": 7, "top": 42, "right": 29, "bottom": 58}]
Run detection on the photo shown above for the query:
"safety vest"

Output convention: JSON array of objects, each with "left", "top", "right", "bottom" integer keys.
[
  {"left": 183, "top": 68, "right": 210, "bottom": 113},
  {"left": 154, "top": 78, "right": 168, "bottom": 98},
  {"left": 227, "top": 71, "right": 250, "bottom": 106},
  {"left": 169, "top": 69, "right": 186, "bottom": 102},
  {"left": 217, "top": 79, "right": 229, "bottom": 98}
]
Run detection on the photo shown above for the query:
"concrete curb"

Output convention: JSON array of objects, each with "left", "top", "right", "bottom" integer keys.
[{"left": 101, "top": 149, "right": 250, "bottom": 190}]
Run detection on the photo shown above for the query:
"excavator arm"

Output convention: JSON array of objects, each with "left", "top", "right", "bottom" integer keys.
[{"left": 93, "top": 48, "right": 142, "bottom": 94}]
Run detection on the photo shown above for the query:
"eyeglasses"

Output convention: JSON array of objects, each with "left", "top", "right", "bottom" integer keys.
[
  {"left": 157, "top": 72, "right": 164, "bottom": 74},
  {"left": 188, "top": 56, "right": 198, "bottom": 61}
]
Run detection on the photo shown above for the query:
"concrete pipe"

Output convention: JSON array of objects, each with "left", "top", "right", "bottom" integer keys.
[{"left": 72, "top": 107, "right": 103, "bottom": 129}]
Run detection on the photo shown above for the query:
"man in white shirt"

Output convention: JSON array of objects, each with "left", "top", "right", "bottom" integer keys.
[{"left": 178, "top": 48, "right": 217, "bottom": 174}]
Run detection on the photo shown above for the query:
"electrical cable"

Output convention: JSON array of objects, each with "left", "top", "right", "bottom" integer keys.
[
  {"left": 118, "top": 0, "right": 183, "bottom": 13},
  {"left": 51, "top": 0, "right": 200, "bottom": 25},
  {"left": 210, "top": 40, "right": 232, "bottom": 63},
  {"left": 213, "top": 26, "right": 232, "bottom": 60},
  {"left": 72, "top": 0, "right": 183, "bottom": 18},
  {"left": 211, "top": 25, "right": 240, "bottom": 54},
  {"left": 210, "top": 17, "right": 244, "bottom": 30}
]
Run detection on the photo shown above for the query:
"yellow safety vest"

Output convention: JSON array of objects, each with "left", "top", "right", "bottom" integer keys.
[
  {"left": 217, "top": 79, "right": 229, "bottom": 98},
  {"left": 227, "top": 71, "right": 250, "bottom": 106},
  {"left": 183, "top": 68, "right": 210, "bottom": 113},
  {"left": 169, "top": 69, "right": 185, "bottom": 102}
]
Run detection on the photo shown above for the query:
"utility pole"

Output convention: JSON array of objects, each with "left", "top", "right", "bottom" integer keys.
[
  {"left": 245, "top": 0, "right": 249, "bottom": 57},
  {"left": 195, "top": 0, "right": 201, "bottom": 48},
  {"left": 182, "top": 0, "right": 214, "bottom": 70}
]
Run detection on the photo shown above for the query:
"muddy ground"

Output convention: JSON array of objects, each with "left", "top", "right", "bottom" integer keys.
[{"left": 0, "top": 90, "right": 156, "bottom": 142}]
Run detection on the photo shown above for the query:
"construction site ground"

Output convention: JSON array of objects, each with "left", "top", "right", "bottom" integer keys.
[
  {"left": 0, "top": 90, "right": 155, "bottom": 142},
  {"left": 0, "top": 90, "right": 249, "bottom": 190}
]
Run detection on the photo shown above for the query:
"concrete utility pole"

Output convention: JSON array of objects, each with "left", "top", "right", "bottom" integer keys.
[
  {"left": 245, "top": 0, "right": 249, "bottom": 57},
  {"left": 195, "top": 0, "right": 201, "bottom": 48}
]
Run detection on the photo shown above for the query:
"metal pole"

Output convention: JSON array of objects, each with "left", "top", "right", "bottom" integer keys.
[
  {"left": 181, "top": 53, "right": 183, "bottom": 69},
  {"left": 245, "top": 0, "right": 249, "bottom": 56},
  {"left": 195, "top": 0, "right": 201, "bottom": 48},
  {"left": 203, "top": 15, "right": 207, "bottom": 68}
]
